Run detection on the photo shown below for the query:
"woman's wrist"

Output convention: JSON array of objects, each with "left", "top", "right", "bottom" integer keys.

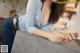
[{"left": 32, "top": 28, "right": 52, "bottom": 39}]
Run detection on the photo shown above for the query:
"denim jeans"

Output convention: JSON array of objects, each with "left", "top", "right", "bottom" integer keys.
[{"left": 2, "top": 17, "right": 17, "bottom": 53}]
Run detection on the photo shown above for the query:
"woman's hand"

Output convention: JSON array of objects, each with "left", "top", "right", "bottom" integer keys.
[
  {"left": 49, "top": 31, "right": 77, "bottom": 43},
  {"left": 65, "top": 2, "right": 77, "bottom": 13},
  {"left": 60, "top": 32, "right": 77, "bottom": 42},
  {"left": 32, "top": 28, "right": 76, "bottom": 43},
  {"left": 75, "top": 32, "right": 80, "bottom": 40},
  {"left": 47, "top": 31, "right": 67, "bottom": 43}
]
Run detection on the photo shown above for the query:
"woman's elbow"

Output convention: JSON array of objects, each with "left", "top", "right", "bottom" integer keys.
[{"left": 26, "top": 26, "right": 36, "bottom": 34}]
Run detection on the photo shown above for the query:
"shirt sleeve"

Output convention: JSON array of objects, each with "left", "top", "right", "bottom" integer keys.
[{"left": 24, "top": 0, "right": 38, "bottom": 34}]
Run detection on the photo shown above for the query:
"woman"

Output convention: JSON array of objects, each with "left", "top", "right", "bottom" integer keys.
[
  {"left": 2, "top": 9, "right": 18, "bottom": 53},
  {"left": 51, "top": 0, "right": 78, "bottom": 36},
  {"left": 2, "top": 0, "right": 78, "bottom": 53},
  {"left": 44, "top": 0, "right": 78, "bottom": 41}
]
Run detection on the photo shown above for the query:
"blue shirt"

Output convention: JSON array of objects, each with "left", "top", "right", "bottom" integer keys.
[{"left": 18, "top": 0, "right": 53, "bottom": 33}]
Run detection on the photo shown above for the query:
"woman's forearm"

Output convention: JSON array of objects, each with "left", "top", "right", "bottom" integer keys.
[
  {"left": 32, "top": 28, "right": 69, "bottom": 43},
  {"left": 32, "top": 28, "right": 50, "bottom": 39}
]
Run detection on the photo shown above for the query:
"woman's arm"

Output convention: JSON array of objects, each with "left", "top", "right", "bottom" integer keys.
[
  {"left": 40, "top": 0, "right": 52, "bottom": 24},
  {"left": 25, "top": 0, "right": 68, "bottom": 43},
  {"left": 32, "top": 28, "right": 68, "bottom": 43}
]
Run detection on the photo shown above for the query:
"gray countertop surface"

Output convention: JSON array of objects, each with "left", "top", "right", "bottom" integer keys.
[{"left": 12, "top": 31, "right": 80, "bottom": 53}]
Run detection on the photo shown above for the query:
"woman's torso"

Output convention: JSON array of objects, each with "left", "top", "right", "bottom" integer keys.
[{"left": 18, "top": 0, "right": 54, "bottom": 32}]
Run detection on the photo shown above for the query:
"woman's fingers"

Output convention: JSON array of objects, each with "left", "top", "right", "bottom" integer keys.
[
  {"left": 60, "top": 32, "right": 75, "bottom": 42},
  {"left": 60, "top": 32, "right": 70, "bottom": 42},
  {"left": 49, "top": 32, "right": 66, "bottom": 43},
  {"left": 65, "top": 8, "right": 78, "bottom": 12},
  {"left": 49, "top": 36, "right": 64, "bottom": 43},
  {"left": 70, "top": 33, "right": 77, "bottom": 39},
  {"left": 65, "top": 3, "right": 77, "bottom": 13},
  {"left": 75, "top": 32, "right": 80, "bottom": 40},
  {"left": 49, "top": 31, "right": 78, "bottom": 43}
]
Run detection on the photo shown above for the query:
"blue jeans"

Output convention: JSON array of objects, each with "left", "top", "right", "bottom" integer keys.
[{"left": 2, "top": 17, "right": 17, "bottom": 53}]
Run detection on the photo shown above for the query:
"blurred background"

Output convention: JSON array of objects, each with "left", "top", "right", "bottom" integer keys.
[
  {"left": 0, "top": 0, "right": 80, "bottom": 53},
  {"left": 0, "top": 0, "right": 28, "bottom": 17},
  {"left": 0, "top": 0, "right": 27, "bottom": 30}
]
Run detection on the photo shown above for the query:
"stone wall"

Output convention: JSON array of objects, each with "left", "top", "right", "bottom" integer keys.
[
  {"left": 0, "top": 0, "right": 28, "bottom": 18},
  {"left": 0, "top": 2, "right": 12, "bottom": 18}
]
